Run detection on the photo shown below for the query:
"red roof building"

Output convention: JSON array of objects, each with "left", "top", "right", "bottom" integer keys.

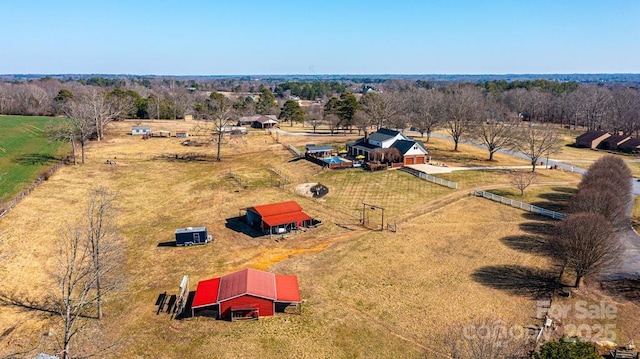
[
  {"left": 191, "top": 268, "right": 302, "bottom": 320},
  {"left": 245, "top": 200, "right": 314, "bottom": 235}
]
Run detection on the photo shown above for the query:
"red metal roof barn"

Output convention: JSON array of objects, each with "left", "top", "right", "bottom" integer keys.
[
  {"left": 244, "top": 200, "right": 314, "bottom": 235},
  {"left": 191, "top": 268, "right": 301, "bottom": 320}
]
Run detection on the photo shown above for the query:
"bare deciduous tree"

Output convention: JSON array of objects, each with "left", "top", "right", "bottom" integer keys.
[
  {"left": 440, "top": 86, "right": 482, "bottom": 151},
  {"left": 198, "top": 93, "right": 236, "bottom": 161},
  {"left": 512, "top": 124, "right": 560, "bottom": 172},
  {"left": 443, "top": 316, "right": 530, "bottom": 359},
  {"left": 56, "top": 226, "right": 95, "bottom": 359},
  {"left": 45, "top": 120, "right": 78, "bottom": 165},
  {"left": 61, "top": 102, "right": 96, "bottom": 165},
  {"left": 406, "top": 88, "right": 442, "bottom": 142},
  {"left": 472, "top": 99, "right": 517, "bottom": 161},
  {"left": 85, "top": 187, "right": 120, "bottom": 320},
  {"left": 510, "top": 170, "right": 538, "bottom": 196},
  {"left": 554, "top": 213, "right": 622, "bottom": 288},
  {"left": 359, "top": 92, "right": 403, "bottom": 130}
]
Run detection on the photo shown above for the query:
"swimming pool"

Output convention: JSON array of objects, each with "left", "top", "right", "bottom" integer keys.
[{"left": 323, "top": 156, "right": 348, "bottom": 164}]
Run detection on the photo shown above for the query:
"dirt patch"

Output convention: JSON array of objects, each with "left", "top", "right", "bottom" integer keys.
[{"left": 294, "top": 182, "right": 317, "bottom": 197}]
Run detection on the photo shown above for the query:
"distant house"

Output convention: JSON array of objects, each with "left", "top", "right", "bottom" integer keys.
[
  {"left": 244, "top": 200, "right": 314, "bottom": 235},
  {"left": 599, "top": 134, "right": 631, "bottom": 151},
  {"left": 175, "top": 131, "right": 189, "bottom": 138},
  {"left": 619, "top": 137, "right": 640, "bottom": 153},
  {"left": 575, "top": 130, "right": 610, "bottom": 149},
  {"left": 237, "top": 115, "right": 280, "bottom": 128},
  {"left": 191, "top": 268, "right": 301, "bottom": 320},
  {"left": 346, "top": 128, "right": 429, "bottom": 165},
  {"left": 132, "top": 126, "right": 151, "bottom": 135}
]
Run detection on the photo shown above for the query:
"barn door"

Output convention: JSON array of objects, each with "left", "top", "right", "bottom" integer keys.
[{"left": 193, "top": 233, "right": 201, "bottom": 243}]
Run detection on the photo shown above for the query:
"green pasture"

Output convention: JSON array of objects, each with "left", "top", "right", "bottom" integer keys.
[{"left": 0, "top": 115, "right": 68, "bottom": 202}]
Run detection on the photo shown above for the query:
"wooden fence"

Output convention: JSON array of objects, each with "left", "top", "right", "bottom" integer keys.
[
  {"left": 0, "top": 161, "right": 66, "bottom": 221},
  {"left": 471, "top": 190, "right": 566, "bottom": 220},
  {"left": 400, "top": 167, "right": 458, "bottom": 189}
]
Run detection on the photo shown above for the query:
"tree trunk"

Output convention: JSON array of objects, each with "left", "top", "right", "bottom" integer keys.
[
  {"left": 531, "top": 160, "right": 537, "bottom": 172},
  {"left": 81, "top": 140, "right": 86, "bottom": 165},
  {"left": 489, "top": 150, "right": 495, "bottom": 161},
  {"left": 453, "top": 139, "right": 459, "bottom": 151},
  {"left": 70, "top": 137, "right": 77, "bottom": 166},
  {"left": 216, "top": 132, "right": 223, "bottom": 161},
  {"left": 574, "top": 274, "right": 582, "bottom": 288},
  {"left": 96, "top": 274, "right": 103, "bottom": 320}
]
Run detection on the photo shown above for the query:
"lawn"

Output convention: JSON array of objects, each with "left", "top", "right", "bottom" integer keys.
[
  {"left": 0, "top": 120, "right": 637, "bottom": 358},
  {"left": 0, "top": 115, "right": 68, "bottom": 202}
]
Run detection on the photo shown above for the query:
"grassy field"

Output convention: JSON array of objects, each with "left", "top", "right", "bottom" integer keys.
[
  {"left": 0, "top": 119, "right": 638, "bottom": 358},
  {"left": 0, "top": 115, "right": 68, "bottom": 202}
]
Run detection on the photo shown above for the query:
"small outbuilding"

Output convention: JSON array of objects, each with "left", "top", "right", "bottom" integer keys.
[
  {"left": 132, "top": 126, "right": 151, "bottom": 135},
  {"left": 244, "top": 200, "right": 314, "bottom": 235},
  {"left": 175, "top": 227, "right": 212, "bottom": 246},
  {"left": 306, "top": 144, "right": 333, "bottom": 158},
  {"left": 176, "top": 131, "right": 189, "bottom": 138},
  {"left": 191, "top": 268, "right": 302, "bottom": 320}
]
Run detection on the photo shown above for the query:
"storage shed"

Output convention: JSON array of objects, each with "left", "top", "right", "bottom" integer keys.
[
  {"left": 175, "top": 227, "right": 212, "bottom": 246},
  {"left": 245, "top": 200, "right": 313, "bottom": 235},
  {"left": 191, "top": 268, "right": 301, "bottom": 320},
  {"left": 132, "top": 126, "right": 151, "bottom": 135}
]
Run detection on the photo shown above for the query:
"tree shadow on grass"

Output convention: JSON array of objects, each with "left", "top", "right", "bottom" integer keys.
[
  {"left": 472, "top": 265, "right": 560, "bottom": 299},
  {"left": 600, "top": 278, "right": 640, "bottom": 302},
  {"left": 12, "top": 153, "right": 58, "bottom": 165},
  {"left": 500, "top": 235, "right": 561, "bottom": 260},
  {"left": 519, "top": 221, "right": 557, "bottom": 236}
]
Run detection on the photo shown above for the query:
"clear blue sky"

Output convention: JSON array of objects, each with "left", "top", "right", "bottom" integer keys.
[{"left": 1, "top": 0, "right": 638, "bottom": 75}]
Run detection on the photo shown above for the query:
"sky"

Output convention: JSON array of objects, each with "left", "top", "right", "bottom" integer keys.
[{"left": 1, "top": 0, "right": 639, "bottom": 75}]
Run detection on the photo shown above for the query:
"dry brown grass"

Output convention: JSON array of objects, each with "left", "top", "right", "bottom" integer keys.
[{"left": 0, "top": 121, "right": 638, "bottom": 358}]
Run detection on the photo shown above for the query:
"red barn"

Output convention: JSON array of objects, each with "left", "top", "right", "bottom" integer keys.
[
  {"left": 245, "top": 200, "right": 313, "bottom": 235},
  {"left": 191, "top": 268, "right": 302, "bottom": 321}
]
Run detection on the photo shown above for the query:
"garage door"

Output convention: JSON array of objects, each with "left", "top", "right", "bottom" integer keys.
[
  {"left": 416, "top": 156, "right": 425, "bottom": 164},
  {"left": 404, "top": 157, "right": 415, "bottom": 165}
]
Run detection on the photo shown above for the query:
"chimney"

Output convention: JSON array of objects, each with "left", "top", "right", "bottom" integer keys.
[{"left": 364, "top": 129, "right": 369, "bottom": 142}]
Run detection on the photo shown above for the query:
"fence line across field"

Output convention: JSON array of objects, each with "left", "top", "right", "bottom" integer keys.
[
  {"left": 471, "top": 189, "right": 566, "bottom": 220},
  {"left": 400, "top": 167, "right": 458, "bottom": 189}
]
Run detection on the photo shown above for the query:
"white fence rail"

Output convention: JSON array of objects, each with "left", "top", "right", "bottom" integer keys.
[
  {"left": 401, "top": 167, "right": 458, "bottom": 189},
  {"left": 288, "top": 144, "right": 304, "bottom": 158},
  {"left": 472, "top": 190, "right": 566, "bottom": 220}
]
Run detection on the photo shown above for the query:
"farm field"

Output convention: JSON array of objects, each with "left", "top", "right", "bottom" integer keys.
[
  {"left": 0, "top": 115, "right": 68, "bottom": 203},
  {"left": 0, "top": 119, "right": 638, "bottom": 358}
]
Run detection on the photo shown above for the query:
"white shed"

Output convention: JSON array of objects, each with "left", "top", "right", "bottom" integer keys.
[{"left": 132, "top": 126, "right": 151, "bottom": 135}]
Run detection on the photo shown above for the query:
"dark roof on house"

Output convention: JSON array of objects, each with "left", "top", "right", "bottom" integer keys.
[
  {"left": 602, "top": 134, "right": 631, "bottom": 145},
  {"left": 132, "top": 126, "right": 150, "bottom": 130},
  {"left": 391, "top": 140, "right": 418, "bottom": 155},
  {"left": 620, "top": 137, "right": 640, "bottom": 148},
  {"left": 414, "top": 139, "right": 428, "bottom": 152},
  {"left": 576, "top": 130, "right": 609, "bottom": 142},
  {"left": 368, "top": 128, "right": 401, "bottom": 142}
]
